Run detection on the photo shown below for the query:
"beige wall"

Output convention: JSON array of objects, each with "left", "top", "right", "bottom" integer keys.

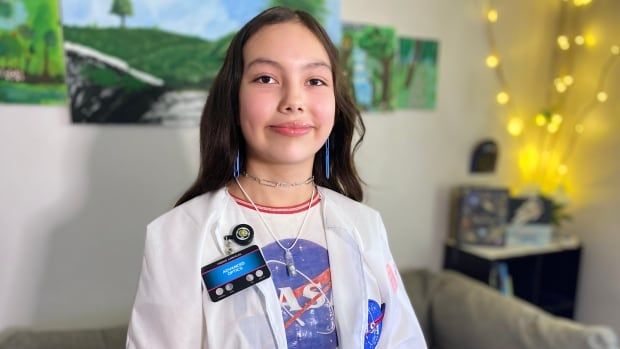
[
  {"left": 564, "top": 0, "right": 620, "bottom": 334},
  {"left": 480, "top": 0, "right": 620, "bottom": 334},
  {"left": 0, "top": 0, "right": 498, "bottom": 331},
  {"left": 1, "top": 0, "right": 617, "bottom": 336}
]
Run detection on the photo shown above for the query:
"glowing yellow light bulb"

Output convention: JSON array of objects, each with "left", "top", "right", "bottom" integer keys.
[
  {"left": 575, "top": 35, "right": 585, "bottom": 45},
  {"left": 597, "top": 91, "right": 608, "bottom": 102},
  {"left": 547, "top": 123, "right": 560, "bottom": 133},
  {"left": 557, "top": 35, "right": 570, "bottom": 50},
  {"left": 487, "top": 9, "right": 499, "bottom": 23},
  {"left": 556, "top": 82, "right": 567, "bottom": 93},
  {"left": 575, "top": 124, "right": 584, "bottom": 133},
  {"left": 563, "top": 75, "right": 574, "bottom": 85},
  {"left": 574, "top": 0, "right": 592, "bottom": 6},
  {"left": 496, "top": 92, "right": 510, "bottom": 105},
  {"left": 518, "top": 145, "right": 540, "bottom": 178},
  {"left": 585, "top": 34, "right": 597, "bottom": 47},
  {"left": 486, "top": 55, "right": 499, "bottom": 68},
  {"left": 507, "top": 118, "right": 524, "bottom": 136},
  {"left": 535, "top": 113, "right": 547, "bottom": 126},
  {"left": 612, "top": 45, "right": 620, "bottom": 55},
  {"left": 552, "top": 114, "right": 563, "bottom": 124},
  {"left": 558, "top": 164, "right": 568, "bottom": 176}
]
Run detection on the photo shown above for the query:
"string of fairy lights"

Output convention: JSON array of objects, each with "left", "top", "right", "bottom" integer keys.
[{"left": 483, "top": 0, "right": 619, "bottom": 193}]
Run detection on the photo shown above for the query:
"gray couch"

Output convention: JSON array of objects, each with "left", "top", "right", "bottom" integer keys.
[
  {"left": 401, "top": 269, "right": 619, "bottom": 349},
  {"left": 0, "top": 326, "right": 126, "bottom": 349},
  {"left": 1, "top": 269, "right": 617, "bottom": 349}
]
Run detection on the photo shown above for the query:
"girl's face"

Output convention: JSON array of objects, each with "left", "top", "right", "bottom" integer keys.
[{"left": 238, "top": 21, "right": 336, "bottom": 173}]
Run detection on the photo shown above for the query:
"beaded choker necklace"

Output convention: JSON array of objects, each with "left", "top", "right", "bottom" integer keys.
[{"left": 243, "top": 172, "right": 314, "bottom": 188}]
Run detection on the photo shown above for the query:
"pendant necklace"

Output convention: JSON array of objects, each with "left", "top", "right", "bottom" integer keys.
[{"left": 235, "top": 177, "right": 314, "bottom": 277}]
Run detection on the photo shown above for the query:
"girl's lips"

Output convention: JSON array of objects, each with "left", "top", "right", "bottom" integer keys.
[{"left": 269, "top": 123, "right": 313, "bottom": 136}]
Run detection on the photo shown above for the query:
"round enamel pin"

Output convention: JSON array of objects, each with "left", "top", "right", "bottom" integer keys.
[{"left": 231, "top": 224, "right": 254, "bottom": 246}]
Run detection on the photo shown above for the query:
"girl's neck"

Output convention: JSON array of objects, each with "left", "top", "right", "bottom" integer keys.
[{"left": 227, "top": 163, "right": 316, "bottom": 207}]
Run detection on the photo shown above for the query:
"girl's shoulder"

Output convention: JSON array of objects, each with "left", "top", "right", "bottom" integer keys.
[
  {"left": 318, "top": 186, "right": 380, "bottom": 220},
  {"left": 319, "top": 186, "right": 389, "bottom": 249},
  {"left": 147, "top": 187, "right": 228, "bottom": 232}
]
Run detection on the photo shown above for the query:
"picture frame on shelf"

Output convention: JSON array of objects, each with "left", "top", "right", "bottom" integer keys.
[{"left": 449, "top": 186, "right": 510, "bottom": 246}]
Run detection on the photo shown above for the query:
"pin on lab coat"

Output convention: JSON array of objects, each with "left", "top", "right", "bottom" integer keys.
[{"left": 127, "top": 186, "right": 427, "bottom": 349}]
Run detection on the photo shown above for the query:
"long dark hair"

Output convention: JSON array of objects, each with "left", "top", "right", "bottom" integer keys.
[{"left": 176, "top": 6, "right": 365, "bottom": 207}]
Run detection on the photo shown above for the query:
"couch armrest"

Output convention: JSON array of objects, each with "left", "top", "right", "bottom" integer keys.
[
  {"left": 430, "top": 270, "right": 618, "bottom": 349},
  {"left": 400, "top": 269, "right": 436, "bottom": 347}
]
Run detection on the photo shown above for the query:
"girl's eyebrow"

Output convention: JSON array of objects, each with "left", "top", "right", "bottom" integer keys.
[{"left": 246, "top": 58, "right": 332, "bottom": 71}]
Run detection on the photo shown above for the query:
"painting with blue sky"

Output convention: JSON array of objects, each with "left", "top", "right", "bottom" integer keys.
[
  {"left": 342, "top": 23, "right": 398, "bottom": 111},
  {"left": 61, "top": 0, "right": 341, "bottom": 125},
  {"left": 341, "top": 23, "right": 439, "bottom": 111}
]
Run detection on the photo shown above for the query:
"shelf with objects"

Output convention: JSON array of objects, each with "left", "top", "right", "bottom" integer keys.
[
  {"left": 443, "top": 238, "right": 582, "bottom": 319},
  {"left": 444, "top": 186, "right": 581, "bottom": 319}
]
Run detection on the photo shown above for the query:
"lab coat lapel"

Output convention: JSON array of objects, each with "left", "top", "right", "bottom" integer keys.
[
  {"left": 254, "top": 277, "right": 288, "bottom": 348},
  {"left": 206, "top": 187, "right": 288, "bottom": 348},
  {"left": 321, "top": 190, "right": 366, "bottom": 349}
]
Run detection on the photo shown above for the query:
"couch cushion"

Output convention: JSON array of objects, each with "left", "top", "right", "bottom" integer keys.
[
  {"left": 431, "top": 271, "right": 618, "bottom": 349},
  {"left": 0, "top": 326, "right": 127, "bottom": 349}
]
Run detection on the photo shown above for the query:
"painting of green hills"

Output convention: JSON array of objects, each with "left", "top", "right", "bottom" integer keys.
[{"left": 61, "top": 0, "right": 341, "bottom": 126}]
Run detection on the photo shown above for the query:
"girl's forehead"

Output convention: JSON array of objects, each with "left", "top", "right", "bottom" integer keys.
[{"left": 243, "top": 22, "right": 331, "bottom": 68}]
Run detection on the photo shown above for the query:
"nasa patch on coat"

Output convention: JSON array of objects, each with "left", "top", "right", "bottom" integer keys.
[{"left": 365, "top": 300, "right": 385, "bottom": 349}]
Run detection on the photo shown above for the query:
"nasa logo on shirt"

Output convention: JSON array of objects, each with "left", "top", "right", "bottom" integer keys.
[
  {"left": 365, "top": 300, "right": 385, "bottom": 349},
  {"left": 263, "top": 239, "right": 337, "bottom": 348}
]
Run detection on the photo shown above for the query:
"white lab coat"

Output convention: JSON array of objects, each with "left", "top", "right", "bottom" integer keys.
[{"left": 127, "top": 186, "right": 427, "bottom": 349}]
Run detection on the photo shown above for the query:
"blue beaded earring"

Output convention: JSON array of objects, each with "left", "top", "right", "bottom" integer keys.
[
  {"left": 233, "top": 150, "right": 240, "bottom": 178},
  {"left": 325, "top": 138, "right": 330, "bottom": 180}
]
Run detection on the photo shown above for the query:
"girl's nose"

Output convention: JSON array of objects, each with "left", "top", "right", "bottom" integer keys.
[{"left": 279, "top": 84, "right": 305, "bottom": 114}]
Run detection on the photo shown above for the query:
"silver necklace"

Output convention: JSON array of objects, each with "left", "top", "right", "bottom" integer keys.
[
  {"left": 235, "top": 177, "right": 314, "bottom": 277},
  {"left": 243, "top": 172, "right": 314, "bottom": 188}
]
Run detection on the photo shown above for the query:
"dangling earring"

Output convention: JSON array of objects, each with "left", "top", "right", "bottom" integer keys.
[
  {"left": 325, "top": 138, "right": 330, "bottom": 180},
  {"left": 233, "top": 150, "right": 241, "bottom": 178}
]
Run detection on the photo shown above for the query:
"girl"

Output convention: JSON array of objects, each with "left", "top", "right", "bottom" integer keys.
[{"left": 127, "top": 7, "right": 426, "bottom": 349}]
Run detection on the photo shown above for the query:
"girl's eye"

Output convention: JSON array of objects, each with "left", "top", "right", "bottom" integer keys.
[
  {"left": 255, "top": 76, "right": 276, "bottom": 84},
  {"left": 308, "top": 78, "right": 327, "bottom": 86}
]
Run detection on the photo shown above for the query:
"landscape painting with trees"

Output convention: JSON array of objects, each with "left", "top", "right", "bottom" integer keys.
[
  {"left": 61, "top": 0, "right": 341, "bottom": 125},
  {"left": 341, "top": 23, "right": 439, "bottom": 111},
  {"left": 341, "top": 24, "right": 398, "bottom": 111},
  {"left": 1, "top": 0, "right": 439, "bottom": 116},
  {"left": 0, "top": 0, "right": 67, "bottom": 104},
  {"left": 395, "top": 37, "right": 439, "bottom": 109}
]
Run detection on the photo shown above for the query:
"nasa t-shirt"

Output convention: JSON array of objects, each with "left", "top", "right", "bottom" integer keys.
[{"left": 231, "top": 191, "right": 338, "bottom": 348}]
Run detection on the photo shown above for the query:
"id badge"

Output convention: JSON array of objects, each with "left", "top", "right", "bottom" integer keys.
[{"left": 201, "top": 245, "right": 271, "bottom": 302}]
